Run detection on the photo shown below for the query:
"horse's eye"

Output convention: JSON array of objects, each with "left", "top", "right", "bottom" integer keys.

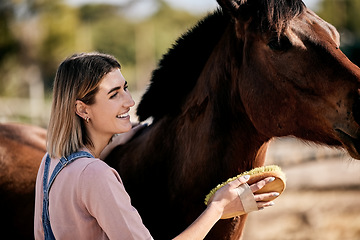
[{"left": 268, "top": 37, "right": 292, "bottom": 51}]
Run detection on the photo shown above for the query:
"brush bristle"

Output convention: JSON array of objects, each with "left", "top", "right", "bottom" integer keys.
[{"left": 204, "top": 165, "right": 285, "bottom": 205}]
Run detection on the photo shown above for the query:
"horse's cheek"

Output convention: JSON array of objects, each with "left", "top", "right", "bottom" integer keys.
[{"left": 237, "top": 76, "right": 277, "bottom": 133}]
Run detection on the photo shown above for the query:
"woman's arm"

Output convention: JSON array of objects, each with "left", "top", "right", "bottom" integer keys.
[
  {"left": 173, "top": 175, "right": 277, "bottom": 240},
  {"left": 172, "top": 201, "right": 223, "bottom": 240}
]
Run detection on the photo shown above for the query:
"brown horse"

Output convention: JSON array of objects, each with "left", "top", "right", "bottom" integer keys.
[
  {"left": 1, "top": 0, "right": 360, "bottom": 239},
  {"left": 105, "top": 0, "right": 360, "bottom": 239},
  {"left": 0, "top": 123, "right": 46, "bottom": 239}
]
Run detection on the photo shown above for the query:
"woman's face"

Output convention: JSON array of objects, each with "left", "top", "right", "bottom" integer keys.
[{"left": 86, "top": 68, "right": 135, "bottom": 139}]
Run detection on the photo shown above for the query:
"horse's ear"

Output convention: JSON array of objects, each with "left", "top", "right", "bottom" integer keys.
[
  {"left": 217, "top": 0, "right": 253, "bottom": 38},
  {"left": 216, "top": 0, "right": 252, "bottom": 21}
]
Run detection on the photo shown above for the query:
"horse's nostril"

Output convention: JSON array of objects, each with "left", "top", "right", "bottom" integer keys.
[{"left": 353, "top": 96, "right": 360, "bottom": 124}]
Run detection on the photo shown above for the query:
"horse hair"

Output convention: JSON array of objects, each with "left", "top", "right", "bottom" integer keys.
[
  {"left": 136, "top": 0, "right": 305, "bottom": 122},
  {"left": 136, "top": 9, "right": 230, "bottom": 122},
  {"left": 252, "top": 0, "right": 306, "bottom": 33}
]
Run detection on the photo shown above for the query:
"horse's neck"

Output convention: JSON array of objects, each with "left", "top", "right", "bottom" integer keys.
[
  {"left": 141, "top": 38, "right": 267, "bottom": 183},
  {"left": 109, "top": 28, "right": 270, "bottom": 239},
  {"left": 178, "top": 32, "right": 267, "bottom": 173}
]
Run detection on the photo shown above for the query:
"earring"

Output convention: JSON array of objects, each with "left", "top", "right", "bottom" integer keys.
[{"left": 85, "top": 117, "right": 90, "bottom": 123}]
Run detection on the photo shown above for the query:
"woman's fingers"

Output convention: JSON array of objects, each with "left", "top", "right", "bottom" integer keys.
[
  {"left": 237, "top": 175, "right": 250, "bottom": 184},
  {"left": 257, "top": 201, "right": 275, "bottom": 210},
  {"left": 254, "top": 192, "right": 279, "bottom": 202},
  {"left": 254, "top": 191, "right": 279, "bottom": 210},
  {"left": 249, "top": 176, "right": 275, "bottom": 192},
  {"left": 212, "top": 175, "right": 279, "bottom": 217},
  {"left": 227, "top": 175, "right": 250, "bottom": 189},
  {"left": 249, "top": 177, "right": 279, "bottom": 210}
]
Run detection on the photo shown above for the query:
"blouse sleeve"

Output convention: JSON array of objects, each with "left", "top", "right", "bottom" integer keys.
[
  {"left": 34, "top": 155, "right": 46, "bottom": 240},
  {"left": 79, "top": 160, "right": 153, "bottom": 240}
]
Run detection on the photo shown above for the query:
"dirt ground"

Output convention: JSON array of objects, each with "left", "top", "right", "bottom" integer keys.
[
  {"left": 242, "top": 138, "right": 360, "bottom": 240},
  {"left": 243, "top": 190, "right": 360, "bottom": 240}
]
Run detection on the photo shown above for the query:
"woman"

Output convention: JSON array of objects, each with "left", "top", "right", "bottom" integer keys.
[{"left": 34, "top": 52, "right": 278, "bottom": 240}]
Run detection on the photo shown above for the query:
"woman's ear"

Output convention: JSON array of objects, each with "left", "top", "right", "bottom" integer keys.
[{"left": 75, "top": 100, "right": 89, "bottom": 120}]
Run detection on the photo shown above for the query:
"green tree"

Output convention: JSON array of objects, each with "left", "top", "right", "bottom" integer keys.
[
  {"left": 151, "top": 2, "right": 200, "bottom": 60},
  {"left": 80, "top": 1, "right": 202, "bottom": 90},
  {"left": 0, "top": 2, "right": 18, "bottom": 64},
  {"left": 0, "top": 0, "right": 47, "bottom": 97},
  {"left": 38, "top": 2, "right": 82, "bottom": 88},
  {"left": 0, "top": 0, "right": 208, "bottom": 124}
]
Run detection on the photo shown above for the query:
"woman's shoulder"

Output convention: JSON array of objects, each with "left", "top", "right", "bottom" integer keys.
[
  {"left": 76, "top": 158, "right": 125, "bottom": 200},
  {"left": 77, "top": 157, "right": 122, "bottom": 182},
  {"left": 76, "top": 157, "right": 110, "bottom": 173}
]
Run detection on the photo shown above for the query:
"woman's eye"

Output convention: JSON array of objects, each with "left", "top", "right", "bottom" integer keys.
[
  {"left": 124, "top": 85, "right": 129, "bottom": 91},
  {"left": 110, "top": 92, "right": 118, "bottom": 99},
  {"left": 268, "top": 36, "right": 292, "bottom": 51}
]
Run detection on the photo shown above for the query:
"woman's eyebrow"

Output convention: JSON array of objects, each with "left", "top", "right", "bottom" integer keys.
[
  {"left": 107, "top": 81, "right": 127, "bottom": 94},
  {"left": 107, "top": 86, "right": 121, "bottom": 95}
]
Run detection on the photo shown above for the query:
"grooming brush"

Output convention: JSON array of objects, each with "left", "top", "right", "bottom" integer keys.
[{"left": 204, "top": 165, "right": 286, "bottom": 207}]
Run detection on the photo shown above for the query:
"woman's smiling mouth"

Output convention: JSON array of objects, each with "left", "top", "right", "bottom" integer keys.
[{"left": 116, "top": 112, "right": 130, "bottom": 119}]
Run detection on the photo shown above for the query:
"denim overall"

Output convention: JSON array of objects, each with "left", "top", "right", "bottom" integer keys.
[{"left": 42, "top": 151, "right": 94, "bottom": 240}]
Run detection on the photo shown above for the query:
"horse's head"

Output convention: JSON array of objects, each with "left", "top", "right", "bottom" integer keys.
[{"left": 218, "top": 0, "right": 360, "bottom": 159}]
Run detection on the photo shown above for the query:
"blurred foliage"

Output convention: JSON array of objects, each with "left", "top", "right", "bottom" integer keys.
[
  {"left": 0, "top": 0, "right": 202, "bottom": 97},
  {"left": 2, "top": 0, "right": 360, "bottom": 99},
  {"left": 38, "top": 2, "right": 81, "bottom": 87},
  {"left": 317, "top": 0, "right": 360, "bottom": 65},
  {"left": 0, "top": 2, "right": 18, "bottom": 64}
]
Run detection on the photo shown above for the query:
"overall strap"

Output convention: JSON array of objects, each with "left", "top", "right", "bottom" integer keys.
[{"left": 42, "top": 151, "right": 94, "bottom": 239}]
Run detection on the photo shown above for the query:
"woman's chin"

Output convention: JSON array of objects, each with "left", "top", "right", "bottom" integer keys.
[{"left": 117, "top": 123, "right": 132, "bottom": 133}]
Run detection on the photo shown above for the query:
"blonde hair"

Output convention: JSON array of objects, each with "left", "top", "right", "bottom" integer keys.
[{"left": 47, "top": 52, "right": 121, "bottom": 158}]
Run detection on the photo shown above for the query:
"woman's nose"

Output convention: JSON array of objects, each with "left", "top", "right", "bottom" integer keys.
[{"left": 124, "top": 91, "right": 135, "bottom": 108}]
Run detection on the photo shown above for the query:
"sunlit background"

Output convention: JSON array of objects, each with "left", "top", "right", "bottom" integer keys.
[
  {"left": 1, "top": 0, "right": 360, "bottom": 239},
  {"left": 1, "top": 0, "right": 349, "bottom": 126}
]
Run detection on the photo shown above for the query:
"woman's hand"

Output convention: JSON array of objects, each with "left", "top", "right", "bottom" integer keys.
[
  {"left": 208, "top": 175, "right": 278, "bottom": 218},
  {"left": 173, "top": 175, "right": 279, "bottom": 240}
]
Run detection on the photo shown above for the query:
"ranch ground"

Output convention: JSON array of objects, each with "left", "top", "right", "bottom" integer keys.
[{"left": 242, "top": 138, "right": 360, "bottom": 240}]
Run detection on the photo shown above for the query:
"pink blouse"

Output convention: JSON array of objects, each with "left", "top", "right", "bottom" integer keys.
[{"left": 34, "top": 151, "right": 153, "bottom": 240}]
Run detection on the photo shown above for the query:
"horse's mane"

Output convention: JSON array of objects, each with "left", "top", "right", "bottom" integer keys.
[
  {"left": 136, "top": 9, "right": 230, "bottom": 122},
  {"left": 253, "top": 0, "right": 305, "bottom": 32},
  {"left": 136, "top": 0, "right": 306, "bottom": 122}
]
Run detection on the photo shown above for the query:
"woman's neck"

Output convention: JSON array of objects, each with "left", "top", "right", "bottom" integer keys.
[{"left": 86, "top": 134, "right": 112, "bottom": 159}]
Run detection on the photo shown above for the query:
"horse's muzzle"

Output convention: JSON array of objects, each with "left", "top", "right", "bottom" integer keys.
[
  {"left": 335, "top": 129, "right": 360, "bottom": 160},
  {"left": 353, "top": 95, "right": 360, "bottom": 126}
]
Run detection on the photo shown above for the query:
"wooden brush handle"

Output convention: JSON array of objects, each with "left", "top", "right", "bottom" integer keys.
[{"left": 247, "top": 171, "right": 286, "bottom": 201}]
